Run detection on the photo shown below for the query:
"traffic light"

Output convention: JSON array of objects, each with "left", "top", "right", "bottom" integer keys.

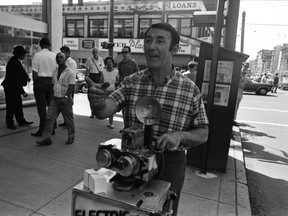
[{"left": 101, "top": 41, "right": 115, "bottom": 49}]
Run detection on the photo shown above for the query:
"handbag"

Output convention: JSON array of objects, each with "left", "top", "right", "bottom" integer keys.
[{"left": 90, "top": 58, "right": 104, "bottom": 83}]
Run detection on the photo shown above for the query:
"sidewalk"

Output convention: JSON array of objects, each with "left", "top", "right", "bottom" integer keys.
[{"left": 0, "top": 95, "right": 251, "bottom": 216}]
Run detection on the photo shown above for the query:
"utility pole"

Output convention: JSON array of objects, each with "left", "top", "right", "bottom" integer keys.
[
  {"left": 109, "top": 0, "right": 114, "bottom": 57},
  {"left": 223, "top": 0, "right": 241, "bottom": 51},
  {"left": 241, "top": 11, "right": 246, "bottom": 53}
]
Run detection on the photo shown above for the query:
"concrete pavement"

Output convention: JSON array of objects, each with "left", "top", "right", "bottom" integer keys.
[{"left": 0, "top": 92, "right": 251, "bottom": 216}]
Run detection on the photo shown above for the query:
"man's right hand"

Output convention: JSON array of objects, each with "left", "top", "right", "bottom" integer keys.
[{"left": 85, "top": 77, "right": 109, "bottom": 110}]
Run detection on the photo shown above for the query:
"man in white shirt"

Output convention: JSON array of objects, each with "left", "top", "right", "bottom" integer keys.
[
  {"left": 59, "top": 46, "right": 77, "bottom": 127},
  {"left": 31, "top": 37, "right": 57, "bottom": 137},
  {"left": 85, "top": 47, "right": 104, "bottom": 118}
]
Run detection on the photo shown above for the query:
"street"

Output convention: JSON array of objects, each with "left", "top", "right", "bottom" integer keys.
[{"left": 237, "top": 89, "right": 288, "bottom": 216}]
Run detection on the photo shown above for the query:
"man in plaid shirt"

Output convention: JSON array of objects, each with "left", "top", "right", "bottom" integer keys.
[{"left": 87, "top": 23, "right": 209, "bottom": 216}]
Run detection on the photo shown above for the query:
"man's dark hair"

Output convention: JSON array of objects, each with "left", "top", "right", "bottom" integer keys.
[
  {"left": 122, "top": 46, "right": 131, "bottom": 53},
  {"left": 60, "top": 46, "right": 70, "bottom": 53},
  {"left": 144, "top": 23, "right": 180, "bottom": 51},
  {"left": 39, "top": 37, "right": 51, "bottom": 47},
  {"left": 104, "top": 56, "right": 114, "bottom": 65},
  {"left": 188, "top": 64, "right": 197, "bottom": 69}
]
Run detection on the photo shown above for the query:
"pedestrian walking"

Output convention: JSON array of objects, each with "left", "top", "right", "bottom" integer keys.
[
  {"left": 31, "top": 37, "right": 57, "bottom": 137},
  {"left": 36, "top": 52, "right": 75, "bottom": 146},
  {"left": 1, "top": 45, "right": 33, "bottom": 129},
  {"left": 85, "top": 47, "right": 104, "bottom": 118},
  {"left": 58, "top": 45, "right": 77, "bottom": 127},
  {"left": 271, "top": 73, "right": 279, "bottom": 93},
  {"left": 102, "top": 56, "right": 118, "bottom": 129}
]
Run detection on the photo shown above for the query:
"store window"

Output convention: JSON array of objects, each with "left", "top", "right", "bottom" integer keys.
[
  {"left": 168, "top": 18, "right": 191, "bottom": 37},
  {"left": 114, "top": 19, "right": 133, "bottom": 38},
  {"left": 88, "top": 19, "right": 108, "bottom": 38},
  {"left": 139, "top": 18, "right": 162, "bottom": 38},
  {"left": 66, "top": 19, "right": 84, "bottom": 37}
]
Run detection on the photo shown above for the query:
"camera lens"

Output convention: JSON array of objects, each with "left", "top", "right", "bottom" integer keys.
[{"left": 123, "top": 133, "right": 134, "bottom": 147}]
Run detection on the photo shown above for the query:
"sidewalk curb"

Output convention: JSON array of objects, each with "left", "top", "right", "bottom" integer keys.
[{"left": 232, "top": 126, "right": 252, "bottom": 216}]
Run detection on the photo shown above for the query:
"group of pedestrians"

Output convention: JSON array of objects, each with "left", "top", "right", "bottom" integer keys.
[
  {"left": 259, "top": 72, "right": 279, "bottom": 93},
  {"left": 2, "top": 37, "right": 77, "bottom": 146},
  {"left": 85, "top": 45, "right": 139, "bottom": 128},
  {"left": 2, "top": 35, "right": 140, "bottom": 145},
  {"left": 31, "top": 38, "right": 76, "bottom": 146}
]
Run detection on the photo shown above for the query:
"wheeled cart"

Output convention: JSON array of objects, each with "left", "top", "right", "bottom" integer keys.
[{"left": 72, "top": 179, "right": 174, "bottom": 216}]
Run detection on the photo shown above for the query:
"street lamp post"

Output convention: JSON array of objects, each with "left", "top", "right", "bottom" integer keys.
[
  {"left": 240, "top": 11, "right": 246, "bottom": 53},
  {"left": 109, "top": 0, "right": 114, "bottom": 57}
]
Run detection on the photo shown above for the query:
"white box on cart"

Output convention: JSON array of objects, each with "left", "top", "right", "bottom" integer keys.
[{"left": 83, "top": 168, "right": 116, "bottom": 194}]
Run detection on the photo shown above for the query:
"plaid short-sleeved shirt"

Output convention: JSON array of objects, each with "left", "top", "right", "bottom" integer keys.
[
  {"left": 110, "top": 69, "right": 209, "bottom": 139},
  {"left": 52, "top": 67, "right": 75, "bottom": 97}
]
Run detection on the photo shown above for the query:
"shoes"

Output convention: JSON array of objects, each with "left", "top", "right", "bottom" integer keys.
[
  {"left": 90, "top": 113, "right": 95, "bottom": 118},
  {"left": 59, "top": 122, "right": 66, "bottom": 127},
  {"left": 66, "top": 137, "right": 74, "bottom": 145},
  {"left": 7, "top": 124, "right": 17, "bottom": 130},
  {"left": 31, "top": 131, "right": 42, "bottom": 137},
  {"left": 107, "top": 124, "right": 114, "bottom": 129},
  {"left": 36, "top": 138, "right": 52, "bottom": 146},
  {"left": 18, "top": 121, "right": 33, "bottom": 126}
]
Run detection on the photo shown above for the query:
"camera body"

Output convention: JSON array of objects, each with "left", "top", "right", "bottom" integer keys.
[{"left": 96, "top": 127, "right": 158, "bottom": 191}]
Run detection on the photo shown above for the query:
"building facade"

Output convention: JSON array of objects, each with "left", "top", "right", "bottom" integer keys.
[{"left": 0, "top": 0, "right": 214, "bottom": 70}]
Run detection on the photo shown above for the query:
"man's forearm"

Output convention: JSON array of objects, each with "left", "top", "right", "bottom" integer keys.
[
  {"left": 66, "top": 85, "right": 75, "bottom": 97},
  {"left": 179, "top": 125, "right": 209, "bottom": 147}
]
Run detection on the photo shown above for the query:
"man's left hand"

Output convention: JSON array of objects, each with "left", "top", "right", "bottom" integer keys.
[{"left": 153, "top": 132, "right": 181, "bottom": 152}]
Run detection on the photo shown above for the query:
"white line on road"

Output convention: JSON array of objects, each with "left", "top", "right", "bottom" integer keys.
[
  {"left": 241, "top": 107, "right": 288, "bottom": 113},
  {"left": 238, "top": 120, "right": 288, "bottom": 127}
]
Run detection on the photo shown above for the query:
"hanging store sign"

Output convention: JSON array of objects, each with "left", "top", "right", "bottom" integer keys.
[
  {"left": 166, "top": 1, "right": 204, "bottom": 11},
  {"left": 99, "top": 38, "right": 191, "bottom": 55},
  {"left": 62, "top": 38, "right": 79, "bottom": 50}
]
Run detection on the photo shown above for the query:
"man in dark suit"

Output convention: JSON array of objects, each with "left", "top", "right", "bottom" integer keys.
[{"left": 1, "top": 45, "right": 33, "bottom": 129}]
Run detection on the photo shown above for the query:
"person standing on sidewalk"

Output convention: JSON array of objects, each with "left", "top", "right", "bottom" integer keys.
[
  {"left": 36, "top": 52, "right": 75, "bottom": 146},
  {"left": 182, "top": 60, "right": 198, "bottom": 83},
  {"left": 31, "top": 37, "right": 57, "bottom": 137},
  {"left": 102, "top": 56, "right": 118, "bottom": 129},
  {"left": 116, "top": 46, "right": 139, "bottom": 86},
  {"left": 234, "top": 62, "right": 249, "bottom": 126},
  {"left": 271, "top": 73, "right": 279, "bottom": 93},
  {"left": 58, "top": 45, "right": 77, "bottom": 127},
  {"left": 1, "top": 45, "right": 33, "bottom": 129},
  {"left": 86, "top": 23, "right": 209, "bottom": 216},
  {"left": 85, "top": 47, "right": 104, "bottom": 118}
]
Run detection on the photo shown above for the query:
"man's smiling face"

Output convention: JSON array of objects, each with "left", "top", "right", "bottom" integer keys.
[{"left": 144, "top": 28, "right": 174, "bottom": 70}]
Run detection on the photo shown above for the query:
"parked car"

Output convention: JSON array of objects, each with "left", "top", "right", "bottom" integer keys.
[
  {"left": 243, "top": 80, "right": 273, "bottom": 95},
  {"left": 280, "top": 83, "right": 288, "bottom": 90},
  {"left": 75, "top": 70, "right": 87, "bottom": 93}
]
